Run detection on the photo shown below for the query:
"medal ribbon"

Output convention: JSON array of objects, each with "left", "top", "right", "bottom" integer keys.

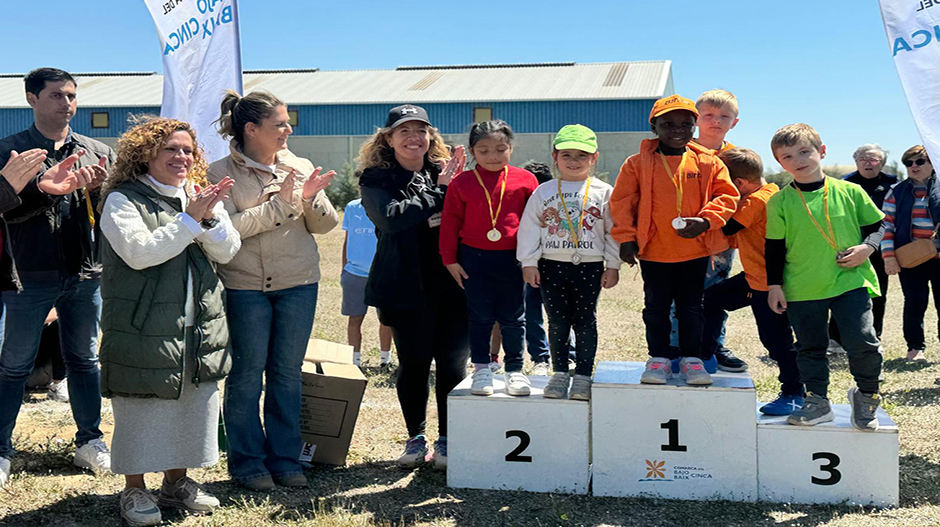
[
  {"left": 795, "top": 178, "right": 839, "bottom": 251},
  {"left": 473, "top": 166, "right": 508, "bottom": 231},
  {"left": 659, "top": 151, "right": 689, "bottom": 218},
  {"left": 557, "top": 177, "right": 592, "bottom": 246}
]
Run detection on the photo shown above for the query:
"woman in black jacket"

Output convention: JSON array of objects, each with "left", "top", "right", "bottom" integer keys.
[{"left": 357, "top": 105, "right": 467, "bottom": 469}]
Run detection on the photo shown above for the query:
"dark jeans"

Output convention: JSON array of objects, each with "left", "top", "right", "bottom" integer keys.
[
  {"left": 223, "top": 283, "right": 319, "bottom": 483},
  {"left": 0, "top": 276, "right": 103, "bottom": 457},
  {"left": 787, "top": 287, "right": 882, "bottom": 398},
  {"left": 460, "top": 245, "right": 525, "bottom": 371},
  {"left": 538, "top": 259, "right": 603, "bottom": 376},
  {"left": 897, "top": 258, "right": 940, "bottom": 351},
  {"left": 830, "top": 251, "right": 888, "bottom": 342},
  {"left": 640, "top": 257, "right": 708, "bottom": 358},
  {"left": 524, "top": 284, "right": 551, "bottom": 363},
  {"left": 702, "top": 273, "right": 802, "bottom": 395},
  {"left": 379, "top": 292, "right": 469, "bottom": 438}
]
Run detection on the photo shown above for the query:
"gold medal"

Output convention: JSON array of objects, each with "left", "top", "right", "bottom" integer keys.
[
  {"left": 557, "top": 177, "right": 592, "bottom": 265},
  {"left": 672, "top": 217, "right": 687, "bottom": 230},
  {"left": 474, "top": 167, "right": 508, "bottom": 243},
  {"left": 487, "top": 228, "right": 502, "bottom": 242}
]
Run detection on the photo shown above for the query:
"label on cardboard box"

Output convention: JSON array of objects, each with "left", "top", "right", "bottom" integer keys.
[
  {"left": 299, "top": 442, "right": 317, "bottom": 463},
  {"left": 299, "top": 394, "right": 348, "bottom": 438},
  {"left": 298, "top": 351, "right": 367, "bottom": 466}
]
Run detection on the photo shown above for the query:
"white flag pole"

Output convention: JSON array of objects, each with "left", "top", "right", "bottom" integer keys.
[{"left": 143, "top": 0, "right": 243, "bottom": 163}]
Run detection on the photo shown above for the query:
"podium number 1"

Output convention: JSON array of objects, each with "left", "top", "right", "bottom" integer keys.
[
  {"left": 506, "top": 430, "right": 533, "bottom": 462},
  {"left": 812, "top": 452, "right": 842, "bottom": 485},
  {"left": 660, "top": 419, "right": 687, "bottom": 452}
]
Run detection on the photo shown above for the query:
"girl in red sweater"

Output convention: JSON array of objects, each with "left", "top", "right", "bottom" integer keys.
[{"left": 439, "top": 120, "right": 538, "bottom": 397}]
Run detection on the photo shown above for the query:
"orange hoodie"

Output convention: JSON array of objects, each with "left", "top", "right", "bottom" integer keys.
[{"left": 610, "top": 139, "right": 739, "bottom": 263}]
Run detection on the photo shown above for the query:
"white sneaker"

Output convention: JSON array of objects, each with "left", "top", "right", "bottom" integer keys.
[
  {"left": 380, "top": 350, "right": 391, "bottom": 366},
  {"left": 506, "top": 372, "right": 531, "bottom": 396},
  {"left": 121, "top": 487, "right": 162, "bottom": 526},
  {"left": 48, "top": 379, "right": 69, "bottom": 402},
  {"left": 0, "top": 456, "right": 10, "bottom": 489},
  {"left": 74, "top": 437, "right": 111, "bottom": 473},
  {"left": 640, "top": 357, "right": 672, "bottom": 384},
  {"left": 158, "top": 476, "right": 219, "bottom": 513},
  {"left": 352, "top": 351, "right": 362, "bottom": 367},
  {"left": 531, "top": 362, "right": 550, "bottom": 377},
  {"left": 488, "top": 358, "right": 502, "bottom": 373},
  {"left": 471, "top": 368, "right": 494, "bottom": 396}
]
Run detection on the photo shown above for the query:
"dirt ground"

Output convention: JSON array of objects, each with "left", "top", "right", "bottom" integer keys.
[{"left": 2, "top": 214, "right": 940, "bottom": 527}]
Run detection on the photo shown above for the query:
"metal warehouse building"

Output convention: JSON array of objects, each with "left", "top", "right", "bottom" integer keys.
[{"left": 0, "top": 61, "right": 671, "bottom": 177}]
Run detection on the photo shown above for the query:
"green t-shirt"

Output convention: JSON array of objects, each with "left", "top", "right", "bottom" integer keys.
[{"left": 765, "top": 177, "right": 884, "bottom": 302}]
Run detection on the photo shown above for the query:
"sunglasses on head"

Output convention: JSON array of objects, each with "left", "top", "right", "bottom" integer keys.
[{"left": 904, "top": 158, "right": 928, "bottom": 167}]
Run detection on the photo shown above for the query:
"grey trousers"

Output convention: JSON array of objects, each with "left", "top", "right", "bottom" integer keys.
[{"left": 787, "top": 287, "right": 882, "bottom": 398}]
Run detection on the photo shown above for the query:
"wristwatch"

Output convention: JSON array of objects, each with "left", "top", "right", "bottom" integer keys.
[{"left": 201, "top": 217, "right": 220, "bottom": 229}]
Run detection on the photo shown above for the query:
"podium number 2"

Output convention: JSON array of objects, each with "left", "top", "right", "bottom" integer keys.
[
  {"left": 661, "top": 419, "right": 687, "bottom": 452},
  {"left": 506, "top": 430, "right": 533, "bottom": 462},
  {"left": 812, "top": 452, "right": 842, "bottom": 485}
]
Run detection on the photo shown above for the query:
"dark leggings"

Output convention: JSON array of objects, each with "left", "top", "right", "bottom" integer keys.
[
  {"left": 379, "top": 297, "right": 469, "bottom": 438},
  {"left": 538, "top": 259, "right": 604, "bottom": 376}
]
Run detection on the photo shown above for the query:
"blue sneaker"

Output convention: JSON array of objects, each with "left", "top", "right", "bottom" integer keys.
[
  {"left": 760, "top": 393, "right": 804, "bottom": 416},
  {"left": 671, "top": 357, "right": 717, "bottom": 374},
  {"left": 398, "top": 435, "right": 429, "bottom": 468}
]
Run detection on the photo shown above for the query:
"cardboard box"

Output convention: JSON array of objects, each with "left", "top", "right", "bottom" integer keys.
[{"left": 298, "top": 340, "right": 367, "bottom": 466}]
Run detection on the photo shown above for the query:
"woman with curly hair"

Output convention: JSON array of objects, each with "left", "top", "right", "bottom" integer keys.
[
  {"left": 357, "top": 105, "right": 467, "bottom": 468},
  {"left": 98, "top": 117, "right": 240, "bottom": 526},
  {"left": 208, "top": 90, "right": 338, "bottom": 491}
]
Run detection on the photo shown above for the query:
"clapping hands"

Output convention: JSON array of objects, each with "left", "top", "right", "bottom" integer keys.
[
  {"left": 186, "top": 177, "right": 234, "bottom": 221},
  {"left": 437, "top": 145, "right": 466, "bottom": 186},
  {"left": 37, "top": 150, "right": 104, "bottom": 196}
]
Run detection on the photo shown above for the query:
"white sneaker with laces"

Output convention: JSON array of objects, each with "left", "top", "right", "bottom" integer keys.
[
  {"left": 531, "top": 362, "right": 550, "bottom": 377},
  {"left": 120, "top": 487, "right": 162, "bottom": 527},
  {"left": 48, "top": 379, "right": 69, "bottom": 402},
  {"left": 0, "top": 456, "right": 10, "bottom": 489},
  {"left": 158, "top": 476, "right": 219, "bottom": 513},
  {"left": 74, "top": 437, "right": 111, "bottom": 473},
  {"left": 471, "top": 368, "right": 494, "bottom": 396},
  {"left": 506, "top": 371, "right": 531, "bottom": 396}
]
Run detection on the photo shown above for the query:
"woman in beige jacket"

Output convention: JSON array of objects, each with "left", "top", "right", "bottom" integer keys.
[{"left": 207, "top": 90, "right": 337, "bottom": 491}]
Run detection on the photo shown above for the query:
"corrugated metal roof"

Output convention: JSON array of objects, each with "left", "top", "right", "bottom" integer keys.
[{"left": 0, "top": 61, "right": 671, "bottom": 108}]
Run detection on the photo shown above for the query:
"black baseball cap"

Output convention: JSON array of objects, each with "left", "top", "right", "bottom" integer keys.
[{"left": 385, "top": 104, "right": 431, "bottom": 129}]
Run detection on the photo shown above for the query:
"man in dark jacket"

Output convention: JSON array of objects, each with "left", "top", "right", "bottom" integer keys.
[
  {"left": 829, "top": 144, "right": 898, "bottom": 351},
  {"left": 0, "top": 68, "right": 114, "bottom": 486}
]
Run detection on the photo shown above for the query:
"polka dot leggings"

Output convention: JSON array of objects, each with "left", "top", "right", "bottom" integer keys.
[{"left": 537, "top": 259, "right": 604, "bottom": 376}]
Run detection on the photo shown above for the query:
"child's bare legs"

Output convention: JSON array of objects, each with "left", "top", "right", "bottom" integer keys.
[
  {"left": 379, "top": 323, "right": 393, "bottom": 365},
  {"left": 347, "top": 315, "right": 366, "bottom": 365},
  {"left": 124, "top": 468, "right": 186, "bottom": 489}
]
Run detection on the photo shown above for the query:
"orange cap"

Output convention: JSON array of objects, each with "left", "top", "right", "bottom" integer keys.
[{"left": 649, "top": 95, "right": 699, "bottom": 122}]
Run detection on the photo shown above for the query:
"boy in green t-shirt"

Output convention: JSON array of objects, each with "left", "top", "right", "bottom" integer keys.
[{"left": 766, "top": 123, "right": 884, "bottom": 431}]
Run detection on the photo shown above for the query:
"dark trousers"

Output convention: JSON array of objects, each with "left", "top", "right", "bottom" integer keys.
[
  {"left": 787, "top": 288, "right": 882, "bottom": 398},
  {"left": 460, "top": 245, "right": 525, "bottom": 371},
  {"left": 830, "top": 251, "right": 888, "bottom": 342},
  {"left": 702, "top": 273, "right": 803, "bottom": 395},
  {"left": 34, "top": 320, "right": 67, "bottom": 381},
  {"left": 538, "top": 259, "right": 603, "bottom": 376},
  {"left": 640, "top": 257, "right": 708, "bottom": 358},
  {"left": 379, "top": 294, "right": 470, "bottom": 438},
  {"left": 897, "top": 258, "right": 940, "bottom": 351},
  {"left": 524, "top": 284, "right": 551, "bottom": 363}
]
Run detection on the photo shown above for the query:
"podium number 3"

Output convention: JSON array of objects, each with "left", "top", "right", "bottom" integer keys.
[
  {"left": 661, "top": 419, "right": 687, "bottom": 452},
  {"left": 812, "top": 452, "right": 841, "bottom": 485},
  {"left": 506, "top": 430, "right": 533, "bottom": 462}
]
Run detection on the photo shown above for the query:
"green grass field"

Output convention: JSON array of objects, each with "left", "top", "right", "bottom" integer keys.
[{"left": 2, "top": 218, "right": 939, "bottom": 526}]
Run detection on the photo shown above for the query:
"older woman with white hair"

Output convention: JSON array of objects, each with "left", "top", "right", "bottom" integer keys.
[{"left": 829, "top": 144, "right": 898, "bottom": 349}]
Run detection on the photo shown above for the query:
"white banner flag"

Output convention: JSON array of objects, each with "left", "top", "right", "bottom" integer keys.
[
  {"left": 879, "top": 0, "right": 940, "bottom": 164},
  {"left": 144, "top": 0, "right": 243, "bottom": 163}
]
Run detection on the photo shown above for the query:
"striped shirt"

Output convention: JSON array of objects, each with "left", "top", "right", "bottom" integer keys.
[{"left": 881, "top": 183, "right": 939, "bottom": 259}]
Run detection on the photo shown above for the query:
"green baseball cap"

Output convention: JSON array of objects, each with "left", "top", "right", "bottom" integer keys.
[{"left": 553, "top": 124, "right": 598, "bottom": 154}]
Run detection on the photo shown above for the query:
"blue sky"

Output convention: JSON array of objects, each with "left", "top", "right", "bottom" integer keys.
[{"left": 3, "top": 0, "right": 921, "bottom": 173}]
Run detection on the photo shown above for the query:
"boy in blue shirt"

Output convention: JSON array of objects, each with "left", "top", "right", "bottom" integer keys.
[{"left": 343, "top": 198, "right": 393, "bottom": 367}]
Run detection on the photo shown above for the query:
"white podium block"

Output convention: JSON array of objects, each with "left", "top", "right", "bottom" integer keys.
[
  {"left": 592, "top": 361, "right": 758, "bottom": 501},
  {"left": 756, "top": 403, "right": 899, "bottom": 507},
  {"left": 447, "top": 375, "right": 590, "bottom": 494}
]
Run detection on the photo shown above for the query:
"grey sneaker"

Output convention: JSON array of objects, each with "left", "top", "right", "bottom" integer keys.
[
  {"left": 848, "top": 387, "right": 881, "bottom": 431},
  {"left": 543, "top": 372, "right": 570, "bottom": 399},
  {"left": 121, "top": 487, "right": 162, "bottom": 526},
  {"left": 787, "top": 393, "right": 836, "bottom": 426},
  {"left": 640, "top": 357, "right": 672, "bottom": 384},
  {"left": 679, "top": 357, "right": 712, "bottom": 385},
  {"left": 432, "top": 436, "right": 447, "bottom": 470},
  {"left": 569, "top": 374, "right": 592, "bottom": 401},
  {"left": 398, "top": 435, "right": 429, "bottom": 468},
  {"left": 158, "top": 476, "right": 219, "bottom": 514}
]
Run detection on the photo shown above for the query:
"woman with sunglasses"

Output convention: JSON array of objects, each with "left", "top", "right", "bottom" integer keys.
[{"left": 881, "top": 146, "right": 940, "bottom": 362}]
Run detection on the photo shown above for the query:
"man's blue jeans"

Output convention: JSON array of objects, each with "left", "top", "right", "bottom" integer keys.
[
  {"left": 0, "top": 276, "right": 103, "bottom": 457},
  {"left": 223, "top": 283, "right": 318, "bottom": 483}
]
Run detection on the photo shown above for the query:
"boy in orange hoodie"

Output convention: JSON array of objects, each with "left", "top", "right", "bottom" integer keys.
[{"left": 610, "top": 95, "right": 739, "bottom": 385}]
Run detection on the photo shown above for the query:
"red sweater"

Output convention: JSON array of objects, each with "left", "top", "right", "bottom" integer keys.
[{"left": 439, "top": 165, "right": 538, "bottom": 265}]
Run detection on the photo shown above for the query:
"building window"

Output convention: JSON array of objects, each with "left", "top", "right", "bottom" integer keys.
[
  {"left": 91, "top": 112, "right": 109, "bottom": 129},
  {"left": 473, "top": 107, "right": 492, "bottom": 123},
  {"left": 288, "top": 110, "right": 299, "bottom": 127}
]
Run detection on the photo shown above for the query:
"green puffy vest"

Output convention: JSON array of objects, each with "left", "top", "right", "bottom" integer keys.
[{"left": 99, "top": 179, "right": 231, "bottom": 399}]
